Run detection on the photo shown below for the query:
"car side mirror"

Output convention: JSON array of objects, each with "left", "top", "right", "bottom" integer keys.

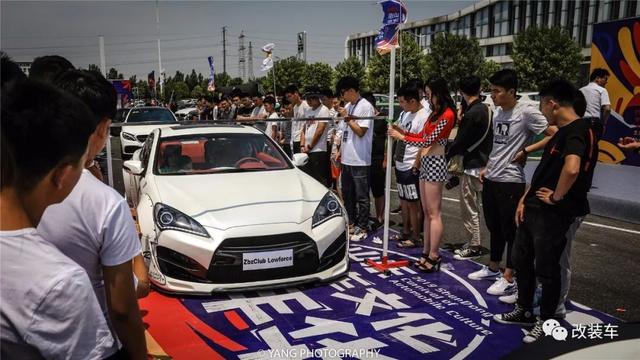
[
  {"left": 292, "top": 153, "right": 309, "bottom": 167},
  {"left": 110, "top": 125, "right": 122, "bottom": 137},
  {"left": 123, "top": 160, "right": 144, "bottom": 175}
]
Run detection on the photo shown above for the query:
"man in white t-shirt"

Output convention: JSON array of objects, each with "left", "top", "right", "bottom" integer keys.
[
  {"left": 285, "top": 84, "right": 311, "bottom": 154},
  {"left": 37, "top": 70, "right": 147, "bottom": 359},
  {"left": 263, "top": 95, "right": 280, "bottom": 140},
  {"left": 336, "top": 76, "right": 375, "bottom": 241},
  {"left": 237, "top": 95, "right": 268, "bottom": 131},
  {"left": 393, "top": 84, "right": 430, "bottom": 247},
  {"left": 300, "top": 87, "right": 331, "bottom": 186},
  {"left": 469, "top": 69, "right": 556, "bottom": 299},
  {"left": 1, "top": 80, "right": 115, "bottom": 359},
  {"left": 579, "top": 68, "right": 611, "bottom": 139}
]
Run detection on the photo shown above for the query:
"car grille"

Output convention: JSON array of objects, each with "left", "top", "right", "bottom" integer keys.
[
  {"left": 136, "top": 134, "right": 148, "bottom": 142},
  {"left": 207, "top": 232, "right": 321, "bottom": 284}
]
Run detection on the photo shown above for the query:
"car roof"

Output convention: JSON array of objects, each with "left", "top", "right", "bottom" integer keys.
[{"left": 158, "top": 124, "right": 262, "bottom": 138}]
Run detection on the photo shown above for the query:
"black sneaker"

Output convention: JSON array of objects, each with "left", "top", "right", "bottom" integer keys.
[
  {"left": 390, "top": 206, "right": 401, "bottom": 215},
  {"left": 523, "top": 319, "right": 545, "bottom": 343},
  {"left": 493, "top": 304, "right": 536, "bottom": 325},
  {"left": 453, "top": 246, "right": 482, "bottom": 260}
]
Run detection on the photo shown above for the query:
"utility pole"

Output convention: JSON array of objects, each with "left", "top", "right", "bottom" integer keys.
[
  {"left": 99, "top": 35, "right": 114, "bottom": 188},
  {"left": 238, "top": 31, "right": 246, "bottom": 81},
  {"left": 155, "top": 0, "right": 163, "bottom": 99},
  {"left": 222, "top": 26, "right": 227, "bottom": 74},
  {"left": 247, "top": 41, "right": 254, "bottom": 81}
]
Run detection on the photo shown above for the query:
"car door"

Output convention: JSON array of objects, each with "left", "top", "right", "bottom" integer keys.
[{"left": 126, "top": 132, "right": 155, "bottom": 207}]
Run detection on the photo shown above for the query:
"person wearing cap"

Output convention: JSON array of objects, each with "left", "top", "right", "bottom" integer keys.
[{"left": 300, "top": 86, "right": 331, "bottom": 186}]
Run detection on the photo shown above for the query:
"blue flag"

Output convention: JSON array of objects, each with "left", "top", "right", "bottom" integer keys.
[
  {"left": 375, "top": 0, "right": 407, "bottom": 55},
  {"left": 207, "top": 56, "right": 215, "bottom": 92}
]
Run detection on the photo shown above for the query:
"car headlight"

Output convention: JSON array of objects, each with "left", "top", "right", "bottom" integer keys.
[
  {"left": 122, "top": 131, "right": 137, "bottom": 141},
  {"left": 153, "top": 203, "right": 209, "bottom": 238},
  {"left": 312, "top": 192, "right": 343, "bottom": 228}
]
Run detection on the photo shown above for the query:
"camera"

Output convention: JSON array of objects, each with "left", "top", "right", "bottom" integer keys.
[{"left": 445, "top": 176, "right": 460, "bottom": 190}]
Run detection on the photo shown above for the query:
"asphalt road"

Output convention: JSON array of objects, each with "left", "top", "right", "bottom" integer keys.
[{"left": 105, "top": 136, "right": 640, "bottom": 323}]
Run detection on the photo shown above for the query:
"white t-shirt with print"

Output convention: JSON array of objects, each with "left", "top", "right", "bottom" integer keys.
[
  {"left": 291, "top": 100, "right": 311, "bottom": 144},
  {"left": 1, "top": 228, "right": 115, "bottom": 359},
  {"left": 580, "top": 82, "right": 611, "bottom": 119},
  {"left": 303, "top": 104, "right": 331, "bottom": 152},
  {"left": 265, "top": 112, "right": 280, "bottom": 139},
  {"left": 340, "top": 97, "right": 375, "bottom": 166},
  {"left": 38, "top": 170, "right": 142, "bottom": 353},
  {"left": 485, "top": 102, "right": 548, "bottom": 183},
  {"left": 395, "top": 107, "right": 430, "bottom": 171}
]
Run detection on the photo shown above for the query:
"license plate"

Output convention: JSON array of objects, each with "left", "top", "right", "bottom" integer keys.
[{"left": 242, "top": 249, "right": 294, "bottom": 271}]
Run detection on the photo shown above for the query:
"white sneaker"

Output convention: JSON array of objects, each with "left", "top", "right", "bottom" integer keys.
[
  {"left": 499, "top": 292, "right": 518, "bottom": 304},
  {"left": 487, "top": 277, "right": 516, "bottom": 296},
  {"left": 467, "top": 266, "right": 501, "bottom": 280},
  {"left": 350, "top": 228, "right": 368, "bottom": 242}
]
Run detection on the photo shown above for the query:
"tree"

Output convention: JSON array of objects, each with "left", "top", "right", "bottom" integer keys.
[
  {"left": 260, "top": 56, "right": 307, "bottom": 94},
  {"left": 172, "top": 82, "right": 190, "bottom": 101},
  {"left": 173, "top": 70, "right": 185, "bottom": 83},
  {"left": 107, "top": 67, "right": 124, "bottom": 79},
  {"left": 87, "top": 64, "right": 101, "bottom": 73},
  {"left": 421, "top": 33, "right": 484, "bottom": 92},
  {"left": 186, "top": 69, "right": 199, "bottom": 91},
  {"left": 215, "top": 72, "right": 232, "bottom": 87},
  {"left": 512, "top": 26, "right": 582, "bottom": 91},
  {"left": 365, "top": 32, "right": 425, "bottom": 93},
  {"left": 191, "top": 84, "right": 206, "bottom": 99},
  {"left": 477, "top": 60, "right": 501, "bottom": 91},
  {"left": 229, "top": 77, "right": 244, "bottom": 86},
  {"left": 302, "top": 62, "right": 334, "bottom": 91},
  {"left": 334, "top": 56, "right": 365, "bottom": 89}
]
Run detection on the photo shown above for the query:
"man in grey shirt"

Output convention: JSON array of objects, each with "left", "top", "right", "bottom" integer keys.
[
  {"left": 468, "top": 69, "right": 557, "bottom": 299},
  {"left": 580, "top": 68, "right": 611, "bottom": 139}
]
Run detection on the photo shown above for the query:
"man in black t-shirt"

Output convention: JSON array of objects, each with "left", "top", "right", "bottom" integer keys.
[{"left": 495, "top": 80, "right": 599, "bottom": 344}]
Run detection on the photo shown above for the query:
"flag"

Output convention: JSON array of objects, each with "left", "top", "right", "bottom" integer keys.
[
  {"left": 261, "top": 43, "right": 275, "bottom": 72},
  {"left": 148, "top": 71, "right": 155, "bottom": 89},
  {"left": 160, "top": 69, "right": 166, "bottom": 87},
  {"left": 207, "top": 56, "right": 216, "bottom": 92},
  {"left": 375, "top": 0, "right": 407, "bottom": 55}
]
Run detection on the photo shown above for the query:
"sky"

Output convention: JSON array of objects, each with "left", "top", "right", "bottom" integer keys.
[{"left": 1, "top": 1, "right": 475, "bottom": 80}]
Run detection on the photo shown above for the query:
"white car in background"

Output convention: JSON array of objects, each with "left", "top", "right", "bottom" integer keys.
[
  {"left": 123, "top": 125, "right": 349, "bottom": 294},
  {"left": 174, "top": 107, "right": 198, "bottom": 121},
  {"left": 119, "top": 106, "right": 177, "bottom": 158}
]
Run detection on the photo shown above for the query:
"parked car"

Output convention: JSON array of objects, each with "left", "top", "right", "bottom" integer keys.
[
  {"left": 122, "top": 125, "right": 349, "bottom": 294},
  {"left": 119, "top": 107, "right": 177, "bottom": 158},
  {"left": 175, "top": 107, "right": 198, "bottom": 121}
]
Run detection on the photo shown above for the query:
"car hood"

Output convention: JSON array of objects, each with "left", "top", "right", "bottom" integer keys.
[
  {"left": 153, "top": 169, "right": 328, "bottom": 230},
  {"left": 122, "top": 123, "right": 175, "bottom": 136}
]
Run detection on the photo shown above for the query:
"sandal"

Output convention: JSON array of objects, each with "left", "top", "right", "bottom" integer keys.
[
  {"left": 414, "top": 253, "right": 429, "bottom": 268},
  {"left": 397, "top": 239, "right": 419, "bottom": 248},
  {"left": 390, "top": 233, "right": 410, "bottom": 242},
  {"left": 418, "top": 256, "right": 442, "bottom": 273}
]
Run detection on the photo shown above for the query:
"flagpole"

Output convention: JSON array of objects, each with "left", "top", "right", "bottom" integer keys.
[
  {"left": 272, "top": 54, "right": 277, "bottom": 99},
  {"left": 382, "top": 45, "right": 396, "bottom": 262}
]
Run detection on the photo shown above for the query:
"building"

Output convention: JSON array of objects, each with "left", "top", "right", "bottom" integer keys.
[
  {"left": 16, "top": 61, "right": 31, "bottom": 77},
  {"left": 346, "top": 0, "right": 639, "bottom": 71}
]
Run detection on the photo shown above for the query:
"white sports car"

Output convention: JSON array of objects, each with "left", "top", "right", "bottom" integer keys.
[
  {"left": 123, "top": 124, "right": 349, "bottom": 294},
  {"left": 119, "top": 107, "right": 177, "bottom": 157}
]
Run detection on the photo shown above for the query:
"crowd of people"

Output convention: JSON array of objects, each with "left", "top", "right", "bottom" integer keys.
[{"left": 2, "top": 47, "right": 640, "bottom": 359}]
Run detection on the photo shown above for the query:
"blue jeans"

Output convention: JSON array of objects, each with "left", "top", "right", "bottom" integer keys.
[{"left": 341, "top": 165, "right": 370, "bottom": 230}]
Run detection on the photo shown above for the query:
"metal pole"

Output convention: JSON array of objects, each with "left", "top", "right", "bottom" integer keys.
[
  {"left": 99, "top": 35, "right": 115, "bottom": 188},
  {"left": 272, "top": 54, "right": 277, "bottom": 99},
  {"left": 156, "top": 0, "right": 163, "bottom": 100},
  {"left": 382, "top": 46, "right": 396, "bottom": 260},
  {"left": 222, "top": 26, "right": 227, "bottom": 74}
]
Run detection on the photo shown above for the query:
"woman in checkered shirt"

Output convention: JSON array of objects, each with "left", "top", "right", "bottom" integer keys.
[{"left": 389, "top": 78, "right": 456, "bottom": 273}]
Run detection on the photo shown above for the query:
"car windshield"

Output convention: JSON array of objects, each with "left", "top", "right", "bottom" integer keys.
[
  {"left": 127, "top": 108, "right": 176, "bottom": 123},
  {"left": 154, "top": 133, "right": 291, "bottom": 175}
]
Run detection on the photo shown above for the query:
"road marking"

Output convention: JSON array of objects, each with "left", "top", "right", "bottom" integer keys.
[
  {"left": 394, "top": 194, "right": 640, "bottom": 235},
  {"left": 581, "top": 221, "right": 640, "bottom": 235},
  {"left": 443, "top": 197, "right": 640, "bottom": 235}
]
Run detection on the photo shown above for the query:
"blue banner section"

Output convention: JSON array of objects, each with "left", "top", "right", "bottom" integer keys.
[
  {"left": 207, "top": 56, "right": 216, "bottom": 92},
  {"left": 380, "top": 0, "right": 407, "bottom": 25},
  {"left": 175, "top": 228, "right": 619, "bottom": 359}
]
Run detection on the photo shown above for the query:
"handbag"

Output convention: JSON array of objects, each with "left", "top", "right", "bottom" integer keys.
[{"left": 448, "top": 106, "right": 493, "bottom": 175}]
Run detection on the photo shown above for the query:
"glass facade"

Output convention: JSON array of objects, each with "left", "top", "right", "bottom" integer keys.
[{"left": 347, "top": 0, "right": 637, "bottom": 65}]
